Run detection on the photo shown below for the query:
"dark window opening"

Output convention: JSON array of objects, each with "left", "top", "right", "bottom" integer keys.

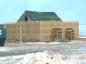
[
  {"left": 66, "top": 28, "right": 74, "bottom": 40},
  {"left": 25, "top": 16, "right": 28, "bottom": 22}
]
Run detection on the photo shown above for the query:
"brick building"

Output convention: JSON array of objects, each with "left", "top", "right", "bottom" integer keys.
[{"left": 4, "top": 11, "right": 79, "bottom": 43}]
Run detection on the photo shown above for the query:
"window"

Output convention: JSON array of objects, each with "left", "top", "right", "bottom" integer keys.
[
  {"left": 0, "top": 29, "right": 2, "bottom": 35},
  {"left": 25, "top": 16, "right": 28, "bottom": 23}
]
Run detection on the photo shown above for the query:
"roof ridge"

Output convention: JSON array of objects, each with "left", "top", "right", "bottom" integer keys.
[{"left": 25, "top": 10, "right": 55, "bottom": 13}]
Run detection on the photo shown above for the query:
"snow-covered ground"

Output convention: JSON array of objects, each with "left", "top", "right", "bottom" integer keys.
[
  {"left": 4, "top": 40, "right": 86, "bottom": 47},
  {"left": 0, "top": 50, "right": 86, "bottom": 64},
  {"left": 0, "top": 43, "right": 86, "bottom": 64},
  {"left": 16, "top": 50, "right": 86, "bottom": 64}
]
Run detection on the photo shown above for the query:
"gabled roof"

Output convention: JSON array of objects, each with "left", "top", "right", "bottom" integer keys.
[{"left": 17, "top": 10, "right": 62, "bottom": 22}]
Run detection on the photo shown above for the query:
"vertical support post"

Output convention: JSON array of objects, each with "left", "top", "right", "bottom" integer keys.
[{"left": 20, "top": 23, "right": 22, "bottom": 43}]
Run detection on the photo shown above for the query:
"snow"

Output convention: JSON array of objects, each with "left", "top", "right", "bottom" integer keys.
[
  {"left": 0, "top": 47, "right": 15, "bottom": 52},
  {"left": 0, "top": 55, "right": 24, "bottom": 64},
  {"left": 0, "top": 45, "right": 86, "bottom": 64},
  {"left": 16, "top": 50, "right": 86, "bottom": 64},
  {"left": 0, "top": 50, "right": 86, "bottom": 64}
]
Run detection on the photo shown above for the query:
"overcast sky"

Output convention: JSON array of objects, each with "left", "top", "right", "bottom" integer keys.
[{"left": 0, "top": 0, "right": 86, "bottom": 35}]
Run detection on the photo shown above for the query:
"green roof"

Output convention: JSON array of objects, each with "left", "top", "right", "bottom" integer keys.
[{"left": 17, "top": 10, "right": 62, "bottom": 22}]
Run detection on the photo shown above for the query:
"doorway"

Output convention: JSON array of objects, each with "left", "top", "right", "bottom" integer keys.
[{"left": 52, "top": 28, "right": 62, "bottom": 41}]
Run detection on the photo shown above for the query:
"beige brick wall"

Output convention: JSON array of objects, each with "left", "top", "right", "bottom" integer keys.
[
  {"left": 39, "top": 21, "right": 79, "bottom": 41},
  {"left": 5, "top": 21, "right": 79, "bottom": 43}
]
